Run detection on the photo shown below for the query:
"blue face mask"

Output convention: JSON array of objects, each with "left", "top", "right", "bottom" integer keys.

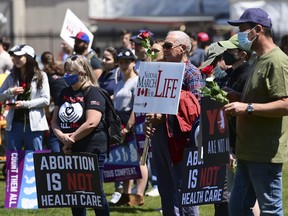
[
  {"left": 238, "top": 28, "right": 257, "bottom": 52},
  {"left": 213, "top": 66, "right": 227, "bottom": 79},
  {"left": 63, "top": 73, "right": 79, "bottom": 86}
]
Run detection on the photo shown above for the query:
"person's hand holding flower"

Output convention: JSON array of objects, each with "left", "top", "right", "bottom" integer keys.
[
  {"left": 137, "top": 31, "right": 157, "bottom": 61},
  {"left": 19, "top": 82, "right": 31, "bottom": 101}
]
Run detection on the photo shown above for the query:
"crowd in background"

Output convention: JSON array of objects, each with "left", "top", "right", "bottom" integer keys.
[{"left": 0, "top": 7, "right": 288, "bottom": 216}]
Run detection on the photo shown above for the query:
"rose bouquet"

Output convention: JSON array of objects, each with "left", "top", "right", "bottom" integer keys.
[{"left": 200, "top": 65, "right": 229, "bottom": 104}]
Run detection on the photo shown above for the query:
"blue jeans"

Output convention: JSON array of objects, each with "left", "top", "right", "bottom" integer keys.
[
  {"left": 48, "top": 128, "right": 61, "bottom": 152},
  {"left": 71, "top": 153, "right": 110, "bottom": 216},
  {"left": 6, "top": 122, "right": 44, "bottom": 150},
  {"left": 229, "top": 160, "right": 283, "bottom": 216}
]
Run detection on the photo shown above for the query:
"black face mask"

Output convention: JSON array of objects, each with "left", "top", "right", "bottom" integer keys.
[{"left": 223, "top": 51, "right": 238, "bottom": 65}]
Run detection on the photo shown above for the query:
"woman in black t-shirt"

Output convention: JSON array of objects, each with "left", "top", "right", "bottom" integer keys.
[{"left": 51, "top": 55, "right": 110, "bottom": 216}]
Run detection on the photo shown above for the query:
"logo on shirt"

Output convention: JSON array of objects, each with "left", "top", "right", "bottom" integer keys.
[
  {"left": 59, "top": 102, "right": 83, "bottom": 128},
  {"left": 90, "top": 100, "right": 100, "bottom": 105}
]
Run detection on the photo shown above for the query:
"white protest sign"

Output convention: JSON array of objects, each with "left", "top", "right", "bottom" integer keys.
[
  {"left": 133, "top": 62, "right": 185, "bottom": 115},
  {"left": 60, "top": 8, "right": 94, "bottom": 50}
]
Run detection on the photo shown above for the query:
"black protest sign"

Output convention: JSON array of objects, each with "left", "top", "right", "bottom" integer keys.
[
  {"left": 201, "top": 96, "right": 229, "bottom": 165},
  {"left": 33, "top": 152, "right": 103, "bottom": 209},
  {"left": 181, "top": 147, "right": 226, "bottom": 206}
]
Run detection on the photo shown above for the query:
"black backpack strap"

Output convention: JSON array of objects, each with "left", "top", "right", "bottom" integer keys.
[
  {"left": 96, "top": 88, "right": 109, "bottom": 122},
  {"left": 97, "top": 87, "right": 112, "bottom": 156},
  {"left": 97, "top": 87, "right": 114, "bottom": 112}
]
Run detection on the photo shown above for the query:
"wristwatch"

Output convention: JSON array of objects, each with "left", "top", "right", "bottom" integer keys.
[{"left": 247, "top": 103, "right": 254, "bottom": 114}]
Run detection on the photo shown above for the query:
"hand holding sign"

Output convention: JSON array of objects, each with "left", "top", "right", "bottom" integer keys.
[{"left": 134, "top": 62, "right": 185, "bottom": 164}]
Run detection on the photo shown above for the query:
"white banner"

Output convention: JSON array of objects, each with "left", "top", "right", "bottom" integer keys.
[
  {"left": 133, "top": 62, "right": 185, "bottom": 115},
  {"left": 60, "top": 9, "right": 94, "bottom": 50}
]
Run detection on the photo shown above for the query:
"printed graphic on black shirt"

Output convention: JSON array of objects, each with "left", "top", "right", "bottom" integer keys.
[{"left": 59, "top": 102, "right": 83, "bottom": 130}]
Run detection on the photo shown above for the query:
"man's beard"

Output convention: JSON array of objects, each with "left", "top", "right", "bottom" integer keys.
[{"left": 74, "top": 45, "right": 86, "bottom": 54}]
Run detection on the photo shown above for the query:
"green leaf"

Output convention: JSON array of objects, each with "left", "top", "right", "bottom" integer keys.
[
  {"left": 201, "top": 86, "right": 211, "bottom": 95},
  {"left": 202, "top": 93, "right": 211, "bottom": 97},
  {"left": 214, "top": 94, "right": 225, "bottom": 103},
  {"left": 221, "top": 89, "right": 228, "bottom": 97},
  {"left": 223, "top": 98, "right": 229, "bottom": 104},
  {"left": 211, "top": 85, "right": 221, "bottom": 96}
]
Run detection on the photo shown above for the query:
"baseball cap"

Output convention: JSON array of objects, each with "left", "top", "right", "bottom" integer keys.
[
  {"left": 130, "top": 35, "right": 142, "bottom": 44},
  {"left": 70, "top": 31, "right": 90, "bottom": 43},
  {"left": 116, "top": 48, "right": 136, "bottom": 61},
  {"left": 218, "top": 34, "right": 251, "bottom": 53},
  {"left": 199, "top": 42, "right": 226, "bottom": 69},
  {"left": 8, "top": 44, "right": 35, "bottom": 58},
  {"left": 227, "top": 8, "right": 272, "bottom": 28},
  {"left": 197, "top": 32, "right": 209, "bottom": 43},
  {"left": 218, "top": 35, "right": 239, "bottom": 50}
]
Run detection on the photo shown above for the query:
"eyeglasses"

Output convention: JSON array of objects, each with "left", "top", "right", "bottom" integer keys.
[{"left": 162, "top": 42, "right": 182, "bottom": 50}]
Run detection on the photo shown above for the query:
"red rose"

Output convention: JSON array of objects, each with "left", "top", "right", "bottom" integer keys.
[
  {"left": 201, "top": 65, "right": 214, "bottom": 77},
  {"left": 20, "top": 82, "right": 27, "bottom": 89},
  {"left": 138, "top": 31, "right": 150, "bottom": 39}
]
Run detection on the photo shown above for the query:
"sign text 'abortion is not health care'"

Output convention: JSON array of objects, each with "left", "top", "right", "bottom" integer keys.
[{"left": 34, "top": 153, "right": 103, "bottom": 209}]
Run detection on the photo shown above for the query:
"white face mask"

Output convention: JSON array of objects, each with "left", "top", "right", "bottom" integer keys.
[{"left": 238, "top": 27, "right": 257, "bottom": 51}]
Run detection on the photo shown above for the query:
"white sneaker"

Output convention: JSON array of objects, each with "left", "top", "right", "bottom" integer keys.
[
  {"left": 145, "top": 186, "right": 160, "bottom": 197},
  {"left": 110, "top": 192, "right": 122, "bottom": 204}
]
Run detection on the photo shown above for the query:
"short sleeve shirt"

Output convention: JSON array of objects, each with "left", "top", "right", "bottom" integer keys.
[
  {"left": 237, "top": 47, "right": 288, "bottom": 163},
  {"left": 85, "top": 51, "right": 102, "bottom": 70},
  {"left": 113, "top": 76, "right": 138, "bottom": 112},
  {"left": 57, "top": 86, "right": 107, "bottom": 153}
]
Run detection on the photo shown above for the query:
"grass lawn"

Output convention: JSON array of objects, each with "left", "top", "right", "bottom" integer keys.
[{"left": 0, "top": 163, "right": 287, "bottom": 215}]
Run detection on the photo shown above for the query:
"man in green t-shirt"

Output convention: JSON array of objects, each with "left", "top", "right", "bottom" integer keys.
[{"left": 224, "top": 8, "right": 288, "bottom": 216}]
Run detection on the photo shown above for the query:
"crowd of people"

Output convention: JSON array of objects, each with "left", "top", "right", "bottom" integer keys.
[{"left": 0, "top": 7, "right": 288, "bottom": 216}]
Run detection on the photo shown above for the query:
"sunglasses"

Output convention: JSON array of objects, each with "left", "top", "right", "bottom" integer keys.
[
  {"left": 70, "top": 55, "right": 79, "bottom": 61},
  {"left": 162, "top": 42, "right": 182, "bottom": 50},
  {"left": 151, "top": 48, "right": 161, "bottom": 53}
]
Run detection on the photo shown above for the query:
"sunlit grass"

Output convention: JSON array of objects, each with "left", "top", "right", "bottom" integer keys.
[{"left": 0, "top": 162, "right": 287, "bottom": 215}]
